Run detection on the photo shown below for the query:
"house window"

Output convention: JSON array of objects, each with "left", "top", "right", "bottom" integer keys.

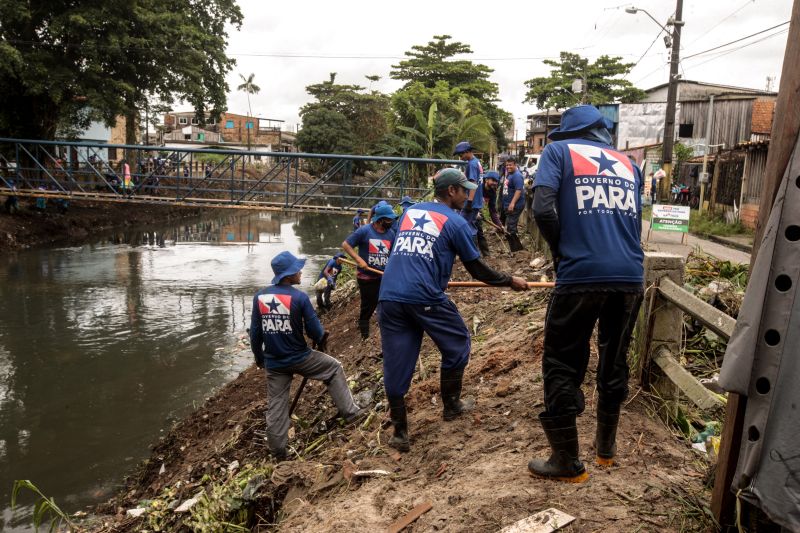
[
  {"left": 184, "top": 134, "right": 191, "bottom": 140},
  {"left": 178, "top": 117, "right": 188, "bottom": 125},
  {"left": 246, "top": 121, "right": 253, "bottom": 130},
  {"left": 191, "top": 117, "right": 199, "bottom": 125},
  {"left": 209, "top": 118, "right": 216, "bottom": 125},
  {"left": 535, "top": 119, "right": 544, "bottom": 128},
  {"left": 225, "top": 120, "right": 234, "bottom": 129},
  {"left": 539, "top": 138, "right": 544, "bottom": 148},
  {"left": 678, "top": 123, "right": 694, "bottom": 138}
]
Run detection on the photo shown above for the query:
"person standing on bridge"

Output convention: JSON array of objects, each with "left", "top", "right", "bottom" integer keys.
[
  {"left": 342, "top": 203, "right": 397, "bottom": 340},
  {"left": 529, "top": 104, "right": 644, "bottom": 483},
  {"left": 122, "top": 160, "right": 133, "bottom": 197},
  {"left": 378, "top": 168, "right": 529, "bottom": 452},
  {"left": 250, "top": 251, "right": 363, "bottom": 460}
]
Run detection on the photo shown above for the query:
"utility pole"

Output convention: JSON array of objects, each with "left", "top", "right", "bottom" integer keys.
[{"left": 659, "top": 0, "right": 684, "bottom": 202}]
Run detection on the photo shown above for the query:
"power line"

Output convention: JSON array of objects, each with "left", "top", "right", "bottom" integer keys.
[
  {"left": 626, "top": 29, "right": 666, "bottom": 78},
  {"left": 683, "top": 28, "right": 788, "bottom": 70},
  {"left": 682, "top": 21, "right": 789, "bottom": 59},
  {"left": 683, "top": 0, "right": 754, "bottom": 48}
]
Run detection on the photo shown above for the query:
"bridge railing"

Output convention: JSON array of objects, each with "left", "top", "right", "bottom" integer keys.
[{"left": 0, "top": 138, "right": 465, "bottom": 212}]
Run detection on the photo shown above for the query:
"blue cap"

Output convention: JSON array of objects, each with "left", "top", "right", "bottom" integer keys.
[
  {"left": 270, "top": 251, "right": 306, "bottom": 285},
  {"left": 453, "top": 141, "right": 474, "bottom": 155},
  {"left": 400, "top": 195, "right": 414, "bottom": 207},
  {"left": 484, "top": 170, "right": 500, "bottom": 181},
  {"left": 548, "top": 105, "right": 613, "bottom": 141},
  {"left": 371, "top": 203, "right": 398, "bottom": 222},
  {"left": 356, "top": 209, "right": 365, "bottom": 213}
]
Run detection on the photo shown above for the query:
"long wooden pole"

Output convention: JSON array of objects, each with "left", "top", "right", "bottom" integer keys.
[
  {"left": 711, "top": 1, "right": 800, "bottom": 527},
  {"left": 339, "top": 257, "right": 554, "bottom": 289}
]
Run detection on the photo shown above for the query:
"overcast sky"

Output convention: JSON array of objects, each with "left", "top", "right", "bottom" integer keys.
[{"left": 209, "top": 0, "right": 792, "bottom": 138}]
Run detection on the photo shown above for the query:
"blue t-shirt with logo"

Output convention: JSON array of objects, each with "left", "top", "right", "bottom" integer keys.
[
  {"left": 249, "top": 285, "right": 324, "bottom": 369},
  {"left": 534, "top": 139, "right": 644, "bottom": 286},
  {"left": 379, "top": 201, "right": 481, "bottom": 305},
  {"left": 352, "top": 214, "right": 362, "bottom": 231},
  {"left": 345, "top": 224, "right": 396, "bottom": 280},
  {"left": 465, "top": 157, "right": 484, "bottom": 209},
  {"left": 317, "top": 258, "right": 343, "bottom": 281},
  {"left": 501, "top": 170, "right": 524, "bottom": 209}
]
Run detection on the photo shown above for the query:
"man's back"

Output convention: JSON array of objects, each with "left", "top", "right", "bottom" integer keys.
[
  {"left": 251, "top": 285, "right": 322, "bottom": 368},
  {"left": 535, "top": 139, "right": 644, "bottom": 286}
]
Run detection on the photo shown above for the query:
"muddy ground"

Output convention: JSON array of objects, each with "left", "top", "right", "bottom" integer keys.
[
  {"left": 0, "top": 199, "right": 210, "bottom": 250},
  {"left": 85, "top": 230, "right": 714, "bottom": 532}
]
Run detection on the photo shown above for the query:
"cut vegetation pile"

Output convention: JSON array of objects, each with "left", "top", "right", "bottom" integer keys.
[{"left": 80, "top": 232, "right": 718, "bottom": 532}]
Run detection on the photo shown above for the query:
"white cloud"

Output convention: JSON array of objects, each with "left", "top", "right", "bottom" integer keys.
[{"left": 212, "top": 0, "right": 791, "bottom": 138}]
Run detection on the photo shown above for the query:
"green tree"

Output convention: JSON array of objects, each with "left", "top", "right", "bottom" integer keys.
[
  {"left": 0, "top": 0, "right": 242, "bottom": 142},
  {"left": 299, "top": 73, "right": 390, "bottom": 155},
  {"left": 524, "top": 52, "right": 646, "bottom": 110},
  {"left": 237, "top": 73, "right": 261, "bottom": 150},
  {"left": 391, "top": 35, "right": 511, "bottom": 151},
  {"left": 296, "top": 108, "right": 357, "bottom": 154}
]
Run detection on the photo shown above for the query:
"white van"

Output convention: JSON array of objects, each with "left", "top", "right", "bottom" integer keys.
[{"left": 521, "top": 154, "right": 539, "bottom": 179}]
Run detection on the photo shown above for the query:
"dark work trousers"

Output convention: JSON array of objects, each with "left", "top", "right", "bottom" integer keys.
[
  {"left": 357, "top": 277, "right": 382, "bottom": 336},
  {"left": 504, "top": 206, "right": 524, "bottom": 235},
  {"left": 378, "top": 299, "right": 470, "bottom": 397},
  {"left": 316, "top": 285, "right": 332, "bottom": 310},
  {"left": 475, "top": 218, "right": 490, "bottom": 255},
  {"left": 542, "top": 290, "right": 643, "bottom": 416}
]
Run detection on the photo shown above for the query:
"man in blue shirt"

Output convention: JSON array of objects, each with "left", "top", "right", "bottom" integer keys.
[
  {"left": 250, "top": 251, "right": 362, "bottom": 460},
  {"left": 454, "top": 141, "right": 490, "bottom": 256},
  {"left": 378, "top": 168, "right": 529, "bottom": 452},
  {"left": 342, "top": 203, "right": 397, "bottom": 340},
  {"left": 316, "top": 252, "right": 345, "bottom": 312},
  {"left": 352, "top": 209, "right": 365, "bottom": 231},
  {"left": 529, "top": 105, "right": 644, "bottom": 483},
  {"left": 501, "top": 157, "right": 525, "bottom": 252}
]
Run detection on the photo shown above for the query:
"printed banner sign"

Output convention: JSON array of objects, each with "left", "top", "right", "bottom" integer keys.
[{"left": 651, "top": 204, "right": 690, "bottom": 233}]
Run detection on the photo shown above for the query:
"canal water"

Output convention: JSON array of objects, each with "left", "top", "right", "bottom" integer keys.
[{"left": 0, "top": 210, "right": 354, "bottom": 530}]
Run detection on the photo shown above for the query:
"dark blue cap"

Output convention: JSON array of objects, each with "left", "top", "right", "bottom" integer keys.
[
  {"left": 453, "top": 141, "right": 474, "bottom": 155},
  {"left": 484, "top": 170, "right": 500, "bottom": 180},
  {"left": 548, "top": 105, "right": 613, "bottom": 141},
  {"left": 270, "top": 251, "right": 306, "bottom": 285},
  {"left": 400, "top": 195, "right": 414, "bottom": 207}
]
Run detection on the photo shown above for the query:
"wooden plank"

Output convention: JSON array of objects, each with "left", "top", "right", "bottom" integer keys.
[
  {"left": 386, "top": 501, "right": 433, "bottom": 533},
  {"left": 653, "top": 346, "right": 724, "bottom": 410},
  {"left": 658, "top": 277, "right": 736, "bottom": 340},
  {"left": 498, "top": 508, "right": 576, "bottom": 533}
]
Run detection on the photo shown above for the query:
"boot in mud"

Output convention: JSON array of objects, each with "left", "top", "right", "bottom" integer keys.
[
  {"left": 528, "top": 413, "right": 589, "bottom": 483},
  {"left": 441, "top": 367, "right": 473, "bottom": 421},
  {"left": 595, "top": 402, "right": 621, "bottom": 466},
  {"left": 477, "top": 233, "right": 491, "bottom": 257},
  {"left": 358, "top": 320, "right": 370, "bottom": 340},
  {"left": 507, "top": 233, "right": 524, "bottom": 252},
  {"left": 387, "top": 396, "right": 410, "bottom": 452}
]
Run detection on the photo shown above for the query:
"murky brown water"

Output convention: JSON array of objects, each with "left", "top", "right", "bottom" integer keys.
[{"left": 0, "top": 210, "right": 352, "bottom": 530}]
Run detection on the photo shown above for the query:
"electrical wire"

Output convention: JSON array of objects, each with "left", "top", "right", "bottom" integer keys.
[
  {"left": 682, "top": 28, "right": 788, "bottom": 70},
  {"left": 683, "top": 0, "right": 754, "bottom": 48},
  {"left": 682, "top": 21, "right": 789, "bottom": 60}
]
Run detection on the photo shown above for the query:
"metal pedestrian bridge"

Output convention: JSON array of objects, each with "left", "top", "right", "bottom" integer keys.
[{"left": 0, "top": 138, "right": 464, "bottom": 213}]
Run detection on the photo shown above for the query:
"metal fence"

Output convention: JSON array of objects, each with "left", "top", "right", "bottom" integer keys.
[{"left": 0, "top": 138, "right": 465, "bottom": 212}]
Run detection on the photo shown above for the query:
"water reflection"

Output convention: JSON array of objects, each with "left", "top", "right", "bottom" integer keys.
[{"left": 0, "top": 210, "right": 351, "bottom": 531}]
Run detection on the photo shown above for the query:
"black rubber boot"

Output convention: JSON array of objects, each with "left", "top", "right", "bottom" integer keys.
[
  {"left": 441, "top": 367, "right": 472, "bottom": 421},
  {"left": 595, "top": 402, "right": 621, "bottom": 466},
  {"left": 477, "top": 233, "right": 491, "bottom": 257},
  {"left": 358, "top": 320, "right": 370, "bottom": 340},
  {"left": 508, "top": 233, "right": 524, "bottom": 252},
  {"left": 528, "top": 413, "right": 589, "bottom": 483},
  {"left": 387, "top": 396, "right": 410, "bottom": 452}
]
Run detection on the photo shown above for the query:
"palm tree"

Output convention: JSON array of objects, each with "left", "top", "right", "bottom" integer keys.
[
  {"left": 237, "top": 73, "right": 261, "bottom": 151},
  {"left": 450, "top": 97, "right": 496, "bottom": 155}
]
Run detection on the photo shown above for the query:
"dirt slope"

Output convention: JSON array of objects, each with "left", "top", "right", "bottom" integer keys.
[{"left": 90, "top": 234, "right": 712, "bottom": 532}]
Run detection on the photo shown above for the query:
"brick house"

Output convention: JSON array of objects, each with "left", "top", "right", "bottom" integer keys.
[
  {"left": 163, "top": 111, "right": 290, "bottom": 150},
  {"left": 524, "top": 110, "right": 562, "bottom": 154}
]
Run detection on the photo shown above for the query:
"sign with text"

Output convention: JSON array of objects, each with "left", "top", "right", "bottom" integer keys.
[{"left": 651, "top": 204, "right": 690, "bottom": 233}]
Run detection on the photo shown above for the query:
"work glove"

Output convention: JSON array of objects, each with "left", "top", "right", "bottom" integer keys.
[{"left": 313, "top": 331, "right": 330, "bottom": 353}]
